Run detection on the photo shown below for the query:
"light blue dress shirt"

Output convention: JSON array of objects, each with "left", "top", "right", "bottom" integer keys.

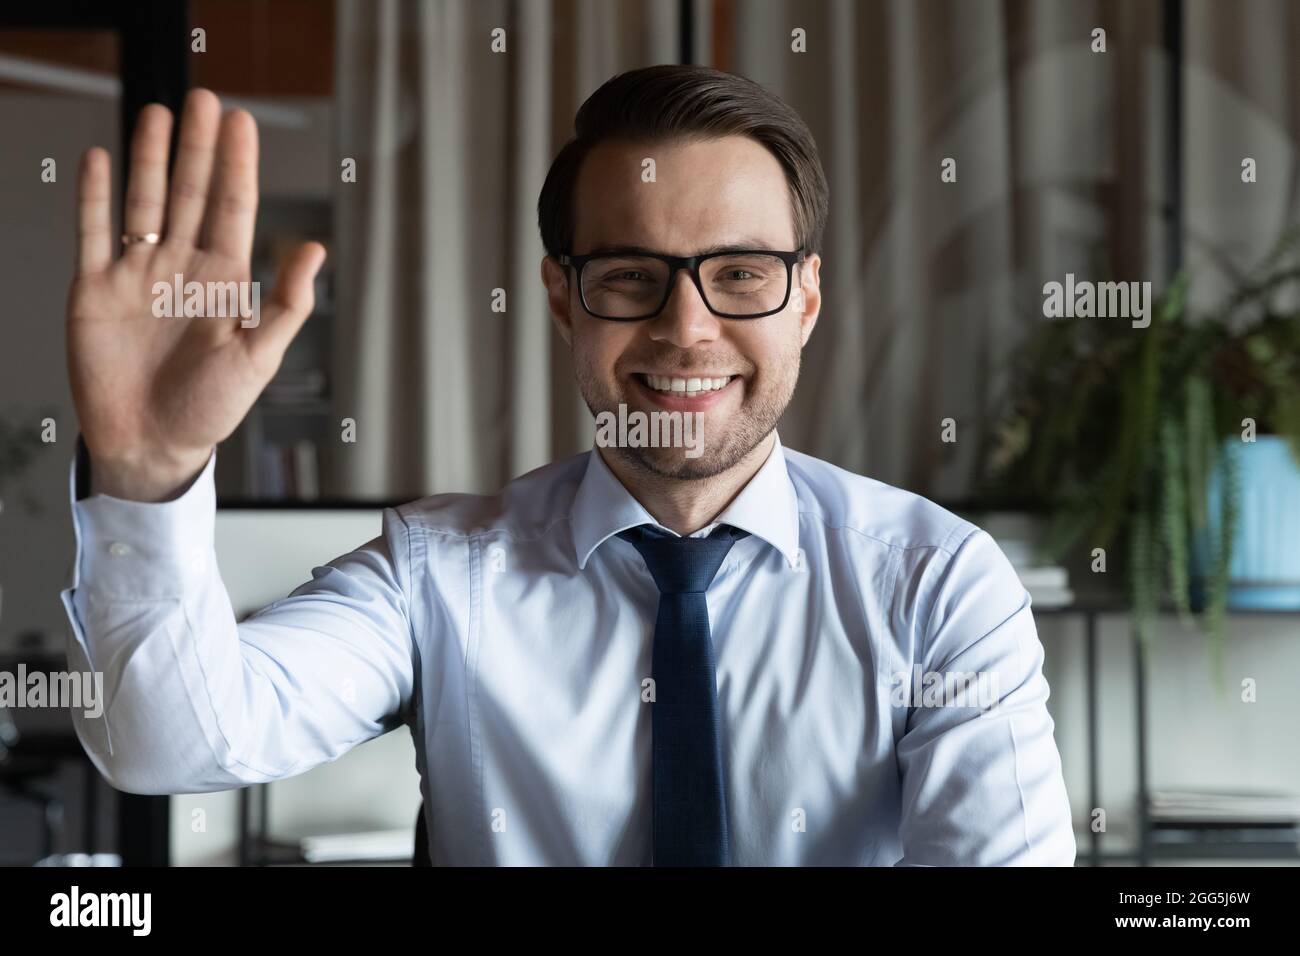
[{"left": 61, "top": 433, "right": 1075, "bottom": 865}]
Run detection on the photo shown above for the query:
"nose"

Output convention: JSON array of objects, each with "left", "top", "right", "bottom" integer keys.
[{"left": 646, "top": 268, "right": 722, "bottom": 349}]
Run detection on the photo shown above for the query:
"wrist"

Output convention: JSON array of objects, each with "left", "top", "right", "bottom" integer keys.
[{"left": 89, "top": 446, "right": 212, "bottom": 503}]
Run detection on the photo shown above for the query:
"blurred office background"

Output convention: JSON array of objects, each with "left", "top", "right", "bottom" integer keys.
[{"left": 1, "top": 0, "right": 1298, "bottom": 865}]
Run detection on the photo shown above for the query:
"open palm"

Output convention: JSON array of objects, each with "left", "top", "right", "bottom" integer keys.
[{"left": 67, "top": 88, "right": 325, "bottom": 501}]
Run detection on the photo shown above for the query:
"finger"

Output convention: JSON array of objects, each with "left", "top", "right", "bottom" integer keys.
[
  {"left": 206, "top": 108, "right": 259, "bottom": 262},
  {"left": 122, "top": 104, "right": 173, "bottom": 244},
  {"left": 76, "top": 147, "right": 113, "bottom": 276},
  {"left": 245, "top": 242, "right": 326, "bottom": 369},
  {"left": 164, "top": 88, "right": 222, "bottom": 247}
]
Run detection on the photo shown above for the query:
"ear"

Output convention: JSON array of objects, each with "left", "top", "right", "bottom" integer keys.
[
  {"left": 541, "top": 255, "right": 574, "bottom": 346},
  {"left": 794, "top": 253, "right": 822, "bottom": 347}
]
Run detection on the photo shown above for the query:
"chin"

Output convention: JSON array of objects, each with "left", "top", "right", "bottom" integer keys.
[
  {"left": 624, "top": 449, "right": 723, "bottom": 481},
  {"left": 616, "top": 435, "right": 756, "bottom": 481}
]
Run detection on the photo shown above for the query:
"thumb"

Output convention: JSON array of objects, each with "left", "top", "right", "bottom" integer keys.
[{"left": 246, "top": 241, "right": 327, "bottom": 367}]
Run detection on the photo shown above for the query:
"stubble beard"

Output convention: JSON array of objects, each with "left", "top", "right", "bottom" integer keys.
[{"left": 574, "top": 346, "right": 800, "bottom": 482}]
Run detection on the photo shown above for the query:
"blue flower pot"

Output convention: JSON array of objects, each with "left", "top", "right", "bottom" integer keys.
[{"left": 1192, "top": 435, "right": 1300, "bottom": 610}]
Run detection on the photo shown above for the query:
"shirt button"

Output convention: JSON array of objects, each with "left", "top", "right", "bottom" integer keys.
[{"left": 108, "top": 542, "right": 132, "bottom": 558}]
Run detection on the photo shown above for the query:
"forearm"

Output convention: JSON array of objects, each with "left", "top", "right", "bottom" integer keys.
[
  {"left": 63, "top": 446, "right": 277, "bottom": 792},
  {"left": 61, "top": 439, "right": 416, "bottom": 794}
]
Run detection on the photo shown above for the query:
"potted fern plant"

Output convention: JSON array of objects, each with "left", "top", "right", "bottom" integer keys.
[{"left": 980, "top": 228, "right": 1300, "bottom": 674}]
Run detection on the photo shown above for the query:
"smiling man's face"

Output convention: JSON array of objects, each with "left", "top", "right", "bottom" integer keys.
[{"left": 543, "top": 134, "right": 822, "bottom": 480}]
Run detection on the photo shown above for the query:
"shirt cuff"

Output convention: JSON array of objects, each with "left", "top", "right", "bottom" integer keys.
[{"left": 67, "top": 439, "right": 219, "bottom": 600}]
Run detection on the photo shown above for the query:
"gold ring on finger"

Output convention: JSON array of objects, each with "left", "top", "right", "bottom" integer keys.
[{"left": 121, "top": 232, "right": 162, "bottom": 247}]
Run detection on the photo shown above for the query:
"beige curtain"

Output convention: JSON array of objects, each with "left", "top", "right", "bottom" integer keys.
[
  {"left": 1183, "top": 0, "right": 1300, "bottom": 310},
  {"left": 331, "top": 0, "right": 1300, "bottom": 501}
]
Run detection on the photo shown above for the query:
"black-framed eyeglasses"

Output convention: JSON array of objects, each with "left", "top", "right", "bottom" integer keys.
[{"left": 558, "top": 248, "right": 806, "bottom": 321}]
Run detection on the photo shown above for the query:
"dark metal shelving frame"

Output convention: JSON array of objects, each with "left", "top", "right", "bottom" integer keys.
[{"left": 1038, "top": 600, "right": 1300, "bottom": 867}]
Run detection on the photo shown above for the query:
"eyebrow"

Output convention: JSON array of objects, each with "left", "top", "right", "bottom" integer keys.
[{"left": 582, "top": 239, "right": 783, "bottom": 257}]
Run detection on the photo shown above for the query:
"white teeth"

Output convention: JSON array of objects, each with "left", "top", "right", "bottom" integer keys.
[{"left": 643, "top": 374, "right": 732, "bottom": 394}]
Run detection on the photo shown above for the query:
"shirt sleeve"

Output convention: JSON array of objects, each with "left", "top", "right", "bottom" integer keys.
[
  {"left": 894, "top": 526, "right": 1076, "bottom": 865},
  {"left": 59, "top": 438, "right": 416, "bottom": 795}
]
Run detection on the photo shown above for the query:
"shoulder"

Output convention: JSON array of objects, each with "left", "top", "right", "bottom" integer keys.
[
  {"left": 783, "top": 448, "right": 1028, "bottom": 650},
  {"left": 782, "top": 446, "right": 979, "bottom": 557}
]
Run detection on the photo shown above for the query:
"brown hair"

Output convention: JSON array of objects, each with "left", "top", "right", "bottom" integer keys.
[{"left": 537, "top": 64, "right": 829, "bottom": 259}]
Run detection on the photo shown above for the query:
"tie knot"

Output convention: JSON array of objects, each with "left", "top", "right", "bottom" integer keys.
[{"left": 618, "top": 524, "right": 748, "bottom": 594}]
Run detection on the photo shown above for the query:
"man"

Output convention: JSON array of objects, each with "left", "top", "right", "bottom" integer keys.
[{"left": 62, "top": 65, "right": 1075, "bottom": 865}]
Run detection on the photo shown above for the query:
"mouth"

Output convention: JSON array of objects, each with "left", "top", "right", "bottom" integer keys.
[{"left": 630, "top": 373, "right": 740, "bottom": 411}]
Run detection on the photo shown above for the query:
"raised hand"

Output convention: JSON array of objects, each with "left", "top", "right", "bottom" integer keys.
[{"left": 67, "top": 88, "right": 326, "bottom": 501}]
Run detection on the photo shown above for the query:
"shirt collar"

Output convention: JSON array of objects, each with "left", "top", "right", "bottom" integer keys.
[{"left": 570, "top": 433, "right": 802, "bottom": 570}]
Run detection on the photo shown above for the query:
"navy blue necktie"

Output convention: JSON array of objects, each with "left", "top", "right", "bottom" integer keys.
[{"left": 618, "top": 523, "right": 748, "bottom": 866}]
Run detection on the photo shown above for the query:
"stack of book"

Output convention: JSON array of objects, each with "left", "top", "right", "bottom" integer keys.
[
  {"left": 298, "top": 829, "right": 414, "bottom": 864},
  {"left": 1015, "top": 564, "right": 1075, "bottom": 609},
  {"left": 994, "top": 536, "right": 1075, "bottom": 608},
  {"left": 258, "top": 440, "right": 320, "bottom": 500},
  {"left": 1148, "top": 789, "right": 1300, "bottom": 853},
  {"left": 262, "top": 368, "right": 327, "bottom": 404}
]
